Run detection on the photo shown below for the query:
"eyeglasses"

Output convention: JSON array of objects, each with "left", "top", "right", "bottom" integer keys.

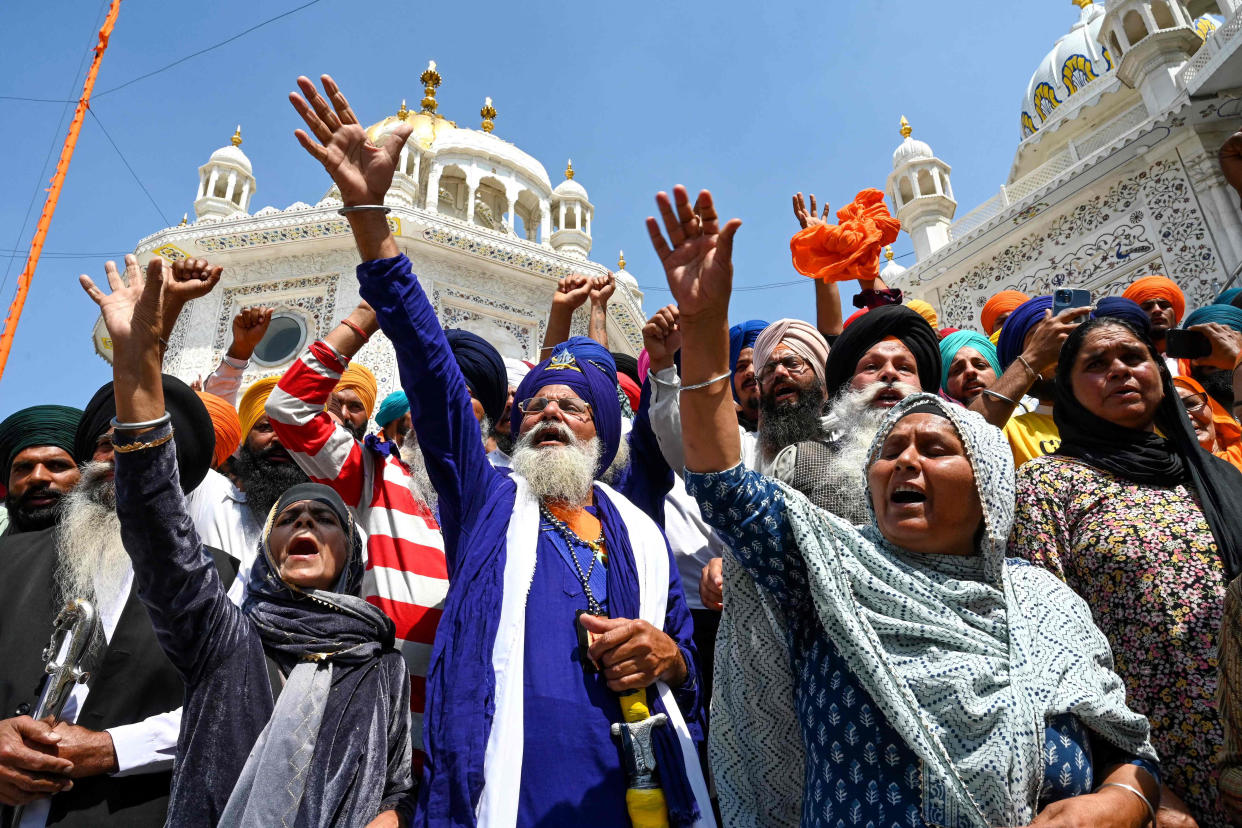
[
  {"left": 1180, "top": 394, "right": 1208, "bottom": 414},
  {"left": 756, "top": 354, "right": 809, "bottom": 385},
  {"left": 517, "top": 396, "right": 594, "bottom": 421}
]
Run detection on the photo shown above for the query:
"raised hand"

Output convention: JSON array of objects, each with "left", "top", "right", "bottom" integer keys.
[
  {"left": 553, "top": 274, "right": 593, "bottom": 312},
  {"left": 642, "top": 304, "right": 681, "bottom": 372},
  {"left": 290, "top": 74, "right": 410, "bottom": 206},
  {"left": 79, "top": 255, "right": 165, "bottom": 357},
  {"left": 646, "top": 186, "right": 741, "bottom": 321},
  {"left": 229, "top": 306, "right": 274, "bottom": 360},
  {"left": 590, "top": 272, "right": 616, "bottom": 306},
  {"left": 792, "top": 192, "right": 830, "bottom": 229},
  {"left": 1188, "top": 321, "right": 1242, "bottom": 371},
  {"left": 165, "top": 258, "right": 223, "bottom": 306}
]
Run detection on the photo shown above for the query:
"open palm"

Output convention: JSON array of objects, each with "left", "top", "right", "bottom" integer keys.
[
  {"left": 79, "top": 255, "right": 165, "bottom": 352},
  {"left": 290, "top": 74, "right": 411, "bottom": 206},
  {"left": 646, "top": 186, "right": 741, "bottom": 320}
]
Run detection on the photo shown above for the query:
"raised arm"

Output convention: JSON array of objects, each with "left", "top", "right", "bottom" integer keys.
[
  {"left": 541, "top": 274, "right": 592, "bottom": 356},
  {"left": 793, "top": 193, "right": 843, "bottom": 338},
  {"left": 588, "top": 272, "right": 615, "bottom": 348},
  {"left": 203, "top": 307, "right": 273, "bottom": 405},
  {"left": 643, "top": 304, "right": 689, "bottom": 472},
  {"left": 79, "top": 258, "right": 246, "bottom": 685}
]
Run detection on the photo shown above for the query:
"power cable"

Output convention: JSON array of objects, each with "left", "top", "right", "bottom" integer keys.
[{"left": 87, "top": 108, "right": 172, "bottom": 226}]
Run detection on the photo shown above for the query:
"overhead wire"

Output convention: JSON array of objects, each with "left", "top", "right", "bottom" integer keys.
[{"left": 87, "top": 109, "right": 172, "bottom": 226}]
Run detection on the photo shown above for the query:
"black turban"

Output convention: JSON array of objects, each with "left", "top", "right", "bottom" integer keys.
[
  {"left": 445, "top": 329, "right": 507, "bottom": 426},
  {"left": 824, "top": 304, "right": 941, "bottom": 397},
  {"left": 611, "top": 352, "right": 640, "bottom": 386},
  {"left": 75, "top": 374, "right": 215, "bottom": 494},
  {"left": 0, "top": 405, "right": 83, "bottom": 484}
]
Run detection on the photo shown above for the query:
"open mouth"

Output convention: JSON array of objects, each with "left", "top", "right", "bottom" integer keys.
[
  {"left": 286, "top": 536, "right": 320, "bottom": 559},
  {"left": 772, "top": 382, "right": 798, "bottom": 404},
  {"left": 1110, "top": 386, "right": 1141, "bottom": 400},
  {"left": 873, "top": 387, "right": 904, "bottom": 407},
  {"left": 532, "top": 427, "right": 571, "bottom": 447},
  {"left": 266, "top": 447, "right": 292, "bottom": 464},
  {"left": 890, "top": 486, "right": 926, "bottom": 504},
  {"left": 962, "top": 381, "right": 985, "bottom": 395}
]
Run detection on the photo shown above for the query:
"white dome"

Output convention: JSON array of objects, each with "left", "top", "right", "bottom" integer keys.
[
  {"left": 553, "top": 177, "right": 587, "bottom": 199},
  {"left": 892, "top": 136, "right": 934, "bottom": 168},
  {"left": 1020, "top": 2, "right": 1112, "bottom": 139},
  {"left": 880, "top": 248, "right": 907, "bottom": 282},
  {"left": 209, "top": 143, "right": 252, "bottom": 176}
]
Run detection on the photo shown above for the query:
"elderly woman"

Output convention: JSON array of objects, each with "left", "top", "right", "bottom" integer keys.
[
  {"left": 647, "top": 184, "right": 1160, "bottom": 828},
  {"left": 939, "top": 330, "right": 1000, "bottom": 405},
  {"left": 1173, "top": 375, "right": 1242, "bottom": 472},
  {"left": 81, "top": 259, "right": 413, "bottom": 827},
  {"left": 1011, "top": 317, "right": 1242, "bottom": 828}
]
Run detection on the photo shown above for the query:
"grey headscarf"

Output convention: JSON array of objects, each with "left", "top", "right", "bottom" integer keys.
[{"left": 715, "top": 394, "right": 1155, "bottom": 827}]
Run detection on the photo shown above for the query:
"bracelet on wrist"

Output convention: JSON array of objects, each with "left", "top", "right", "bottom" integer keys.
[
  {"left": 110, "top": 412, "right": 172, "bottom": 432},
  {"left": 112, "top": 429, "right": 176, "bottom": 454},
  {"left": 981, "top": 388, "right": 1019, "bottom": 407},
  {"left": 340, "top": 318, "right": 371, "bottom": 343},
  {"left": 338, "top": 204, "right": 391, "bottom": 216},
  {"left": 679, "top": 371, "right": 732, "bottom": 393},
  {"left": 1095, "top": 782, "right": 1156, "bottom": 827},
  {"left": 1016, "top": 355, "right": 1042, "bottom": 382}
]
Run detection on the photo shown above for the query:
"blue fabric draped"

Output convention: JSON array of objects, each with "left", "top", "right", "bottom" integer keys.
[{"left": 1185, "top": 303, "right": 1242, "bottom": 332}]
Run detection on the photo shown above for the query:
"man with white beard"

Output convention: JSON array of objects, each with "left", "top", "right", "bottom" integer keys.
[{"left": 0, "top": 375, "right": 237, "bottom": 827}]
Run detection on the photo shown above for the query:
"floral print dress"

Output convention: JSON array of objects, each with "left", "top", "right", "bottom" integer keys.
[{"left": 1011, "top": 454, "right": 1228, "bottom": 827}]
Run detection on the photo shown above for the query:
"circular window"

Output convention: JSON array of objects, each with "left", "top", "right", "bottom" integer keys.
[{"left": 251, "top": 313, "right": 308, "bottom": 367}]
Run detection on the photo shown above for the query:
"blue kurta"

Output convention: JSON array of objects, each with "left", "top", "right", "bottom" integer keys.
[
  {"left": 357, "top": 255, "right": 699, "bottom": 828},
  {"left": 685, "top": 463, "right": 1156, "bottom": 827}
]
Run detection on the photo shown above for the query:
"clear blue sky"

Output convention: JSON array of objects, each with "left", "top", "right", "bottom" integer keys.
[{"left": 0, "top": 0, "right": 1079, "bottom": 418}]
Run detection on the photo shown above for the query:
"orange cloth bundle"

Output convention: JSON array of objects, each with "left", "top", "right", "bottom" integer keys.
[
  {"left": 980, "top": 290, "right": 1030, "bottom": 336},
  {"left": 196, "top": 390, "right": 242, "bottom": 469},
  {"left": 1122, "top": 275, "right": 1185, "bottom": 324},
  {"left": 790, "top": 189, "right": 900, "bottom": 283}
]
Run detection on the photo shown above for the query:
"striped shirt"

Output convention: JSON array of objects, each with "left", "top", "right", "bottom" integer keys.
[{"left": 266, "top": 339, "right": 447, "bottom": 768}]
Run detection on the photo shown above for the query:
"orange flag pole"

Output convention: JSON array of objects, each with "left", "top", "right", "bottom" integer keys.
[{"left": 0, "top": 0, "right": 123, "bottom": 384}]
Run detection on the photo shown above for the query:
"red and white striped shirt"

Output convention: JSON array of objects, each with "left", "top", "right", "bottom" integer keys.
[{"left": 266, "top": 340, "right": 447, "bottom": 767}]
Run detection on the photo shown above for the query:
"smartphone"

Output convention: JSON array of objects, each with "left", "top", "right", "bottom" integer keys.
[
  {"left": 1052, "top": 288, "right": 1092, "bottom": 320},
  {"left": 1165, "top": 329, "right": 1213, "bottom": 360}
]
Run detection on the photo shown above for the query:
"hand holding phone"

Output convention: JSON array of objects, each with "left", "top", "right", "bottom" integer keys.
[{"left": 1052, "top": 288, "right": 1092, "bottom": 321}]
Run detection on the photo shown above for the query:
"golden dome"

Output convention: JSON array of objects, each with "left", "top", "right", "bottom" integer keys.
[{"left": 365, "top": 109, "right": 456, "bottom": 151}]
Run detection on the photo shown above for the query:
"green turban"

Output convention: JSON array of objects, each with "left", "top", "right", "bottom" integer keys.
[{"left": 0, "top": 405, "right": 84, "bottom": 484}]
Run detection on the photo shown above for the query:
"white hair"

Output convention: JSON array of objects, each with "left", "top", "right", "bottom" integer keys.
[
  {"left": 820, "top": 380, "right": 922, "bottom": 495},
  {"left": 54, "top": 461, "right": 130, "bottom": 610},
  {"left": 510, "top": 421, "right": 602, "bottom": 505},
  {"left": 399, "top": 436, "right": 438, "bottom": 514}
]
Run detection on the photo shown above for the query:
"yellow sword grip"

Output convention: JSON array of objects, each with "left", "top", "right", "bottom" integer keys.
[
  {"left": 619, "top": 688, "right": 650, "bottom": 723},
  {"left": 625, "top": 788, "right": 670, "bottom": 828}
]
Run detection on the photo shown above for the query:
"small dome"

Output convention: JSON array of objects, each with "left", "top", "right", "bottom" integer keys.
[
  {"left": 892, "top": 116, "right": 933, "bottom": 168},
  {"left": 553, "top": 160, "right": 587, "bottom": 199},
  {"left": 880, "top": 246, "right": 907, "bottom": 282},
  {"left": 209, "top": 127, "right": 252, "bottom": 175},
  {"left": 366, "top": 105, "right": 456, "bottom": 151},
  {"left": 1020, "top": 1, "right": 1112, "bottom": 139}
]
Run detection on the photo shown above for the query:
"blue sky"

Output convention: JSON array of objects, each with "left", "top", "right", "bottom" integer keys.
[{"left": 0, "top": 0, "right": 1079, "bottom": 418}]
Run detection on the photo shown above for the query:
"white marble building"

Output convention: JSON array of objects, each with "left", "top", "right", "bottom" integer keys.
[
  {"left": 882, "top": 0, "right": 1242, "bottom": 329},
  {"left": 97, "top": 62, "right": 646, "bottom": 400}
]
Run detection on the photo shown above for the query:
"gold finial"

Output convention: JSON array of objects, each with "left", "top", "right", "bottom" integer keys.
[
  {"left": 565, "top": 159, "right": 575, "bottom": 180},
  {"left": 899, "top": 116, "right": 912, "bottom": 139},
  {"left": 179, "top": 213, "right": 188, "bottom": 227},
  {"left": 618, "top": 250, "right": 626, "bottom": 270},
  {"left": 231, "top": 125, "right": 243, "bottom": 147},
  {"left": 885, "top": 245, "right": 894, "bottom": 261},
  {"left": 420, "top": 60, "right": 442, "bottom": 115},
  {"left": 480, "top": 96, "right": 496, "bottom": 133},
  {"left": 397, "top": 99, "right": 409, "bottom": 119},
  {"left": 1071, "top": 0, "right": 1092, "bottom": 8}
]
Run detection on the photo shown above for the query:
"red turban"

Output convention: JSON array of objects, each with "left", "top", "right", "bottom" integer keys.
[
  {"left": 843, "top": 307, "right": 869, "bottom": 329},
  {"left": 618, "top": 373, "right": 641, "bottom": 413},
  {"left": 790, "top": 189, "right": 900, "bottom": 283},
  {"left": 1122, "top": 275, "right": 1186, "bottom": 324},
  {"left": 980, "top": 290, "right": 1030, "bottom": 336},
  {"left": 196, "top": 391, "right": 241, "bottom": 470}
]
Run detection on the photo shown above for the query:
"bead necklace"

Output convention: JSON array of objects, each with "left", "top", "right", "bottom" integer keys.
[{"left": 539, "top": 502, "right": 606, "bottom": 616}]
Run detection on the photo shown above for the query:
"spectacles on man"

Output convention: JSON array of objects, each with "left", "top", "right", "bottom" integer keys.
[
  {"left": 1180, "top": 394, "right": 1208, "bottom": 414},
  {"left": 517, "top": 396, "right": 593, "bottom": 421},
  {"left": 756, "top": 354, "right": 809, "bottom": 385}
]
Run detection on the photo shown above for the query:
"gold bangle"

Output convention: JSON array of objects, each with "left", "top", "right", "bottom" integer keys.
[{"left": 112, "top": 429, "right": 175, "bottom": 454}]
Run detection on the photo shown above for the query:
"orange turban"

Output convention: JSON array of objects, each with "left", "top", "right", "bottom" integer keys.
[
  {"left": 336, "top": 362, "right": 377, "bottom": 418},
  {"left": 238, "top": 376, "right": 279, "bottom": 440},
  {"left": 1122, "top": 275, "right": 1185, "bottom": 324},
  {"left": 790, "top": 189, "right": 900, "bottom": 283},
  {"left": 1172, "top": 374, "right": 1241, "bottom": 450},
  {"left": 980, "top": 290, "right": 1030, "bottom": 336},
  {"left": 196, "top": 391, "right": 241, "bottom": 469},
  {"left": 905, "top": 299, "right": 938, "bottom": 328}
]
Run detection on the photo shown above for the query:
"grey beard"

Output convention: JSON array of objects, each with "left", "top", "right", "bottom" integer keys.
[
  {"left": 510, "top": 422, "right": 601, "bottom": 505},
  {"left": 820, "top": 380, "right": 920, "bottom": 499},
  {"left": 599, "top": 433, "right": 631, "bottom": 485},
  {"left": 54, "top": 461, "right": 130, "bottom": 610},
  {"left": 479, "top": 416, "right": 492, "bottom": 447},
  {"left": 399, "top": 437, "right": 438, "bottom": 514}
]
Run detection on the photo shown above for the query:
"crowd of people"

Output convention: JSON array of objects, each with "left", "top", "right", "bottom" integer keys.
[{"left": 2, "top": 73, "right": 1242, "bottom": 828}]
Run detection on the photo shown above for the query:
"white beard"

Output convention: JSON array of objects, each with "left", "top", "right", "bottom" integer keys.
[
  {"left": 599, "top": 432, "right": 630, "bottom": 485},
  {"left": 399, "top": 437, "right": 438, "bottom": 514},
  {"left": 821, "top": 381, "right": 921, "bottom": 495},
  {"left": 54, "top": 461, "right": 130, "bottom": 610},
  {"left": 510, "top": 422, "right": 601, "bottom": 505}
]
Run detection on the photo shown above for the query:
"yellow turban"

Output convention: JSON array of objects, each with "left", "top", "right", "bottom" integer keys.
[
  {"left": 905, "top": 299, "right": 938, "bottom": 329},
  {"left": 989, "top": 327, "right": 1002, "bottom": 347},
  {"left": 337, "top": 362, "right": 377, "bottom": 418},
  {"left": 238, "top": 376, "right": 279, "bottom": 439}
]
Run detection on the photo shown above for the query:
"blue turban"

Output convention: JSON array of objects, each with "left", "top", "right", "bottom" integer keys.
[
  {"left": 511, "top": 337, "right": 622, "bottom": 478},
  {"left": 1094, "top": 296, "right": 1150, "bottom": 333},
  {"left": 937, "top": 331, "right": 1001, "bottom": 394},
  {"left": 375, "top": 390, "right": 409, "bottom": 427},
  {"left": 444, "top": 329, "right": 507, "bottom": 426},
  {"left": 996, "top": 295, "right": 1052, "bottom": 367},
  {"left": 728, "top": 319, "right": 768, "bottom": 402},
  {"left": 1185, "top": 303, "right": 1242, "bottom": 332},
  {"left": 1215, "top": 287, "right": 1242, "bottom": 305}
]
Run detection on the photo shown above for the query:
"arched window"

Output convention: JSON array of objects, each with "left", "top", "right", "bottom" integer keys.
[
  {"left": 1151, "top": 1, "right": 1176, "bottom": 29},
  {"left": 917, "top": 169, "right": 936, "bottom": 198},
  {"left": 898, "top": 177, "right": 914, "bottom": 205},
  {"left": 1123, "top": 9, "right": 1149, "bottom": 45},
  {"left": 252, "top": 312, "right": 309, "bottom": 367}
]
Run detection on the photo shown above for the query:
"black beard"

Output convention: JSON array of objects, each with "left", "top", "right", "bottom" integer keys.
[
  {"left": 232, "top": 442, "right": 310, "bottom": 523},
  {"left": 758, "top": 378, "right": 827, "bottom": 457},
  {"left": 491, "top": 427, "right": 515, "bottom": 455},
  {"left": 1194, "top": 366, "right": 1235, "bottom": 410},
  {"left": 5, "top": 487, "right": 64, "bottom": 533},
  {"left": 342, "top": 419, "right": 366, "bottom": 441}
]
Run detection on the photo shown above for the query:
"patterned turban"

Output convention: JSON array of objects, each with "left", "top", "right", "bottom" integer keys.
[
  {"left": 445, "top": 329, "right": 507, "bottom": 425},
  {"left": 337, "top": 362, "right": 377, "bottom": 419},
  {"left": 375, "top": 390, "right": 409, "bottom": 428},
  {"left": 512, "top": 338, "right": 622, "bottom": 478},
  {"left": 752, "top": 319, "right": 830, "bottom": 389},
  {"left": 196, "top": 391, "right": 241, "bottom": 469},
  {"left": 824, "top": 304, "right": 941, "bottom": 396},
  {"left": 1122, "top": 276, "right": 1186, "bottom": 324},
  {"left": 905, "top": 299, "right": 939, "bottom": 329},
  {"left": 980, "top": 290, "right": 1030, "bottom": 336},
  {"left": 0, "top": 405, "right": 83, "bottom": 483},
  {"left": 239, "top": 376, "right": 280, "bottom": 439}
]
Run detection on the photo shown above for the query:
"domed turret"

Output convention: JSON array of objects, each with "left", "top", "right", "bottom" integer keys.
[
  {"left": 1020, "top": 1, "right": 1113, "bottom": 139},
  {"left": 885, "top": 118, "right": 955, "bottom": 262},
  {"left": 880, "top": 246, "right": 908, "bottom": 283},
  {"left": 1098, "top": 0, "right": 1203, "bottom": 115},
  {"left": 550, "top": 160, "right": 592, "bottom": 258},
  {"left": 195, "top": 126, "right": 255, "bottom": 221}
]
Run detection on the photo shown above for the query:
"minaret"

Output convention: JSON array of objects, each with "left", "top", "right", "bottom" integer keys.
[
  {"left": 1098, "top": 0, "right": 1201, "bottom": 115},
  {"left": 885, "top": 117, "right": 956, "bottom": 261},
  {"left": 550, "top": 160, "right": 593, "bottom": 259},
  {"left": 194, "top": 126, "right": 255, "bottom": 221}
]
